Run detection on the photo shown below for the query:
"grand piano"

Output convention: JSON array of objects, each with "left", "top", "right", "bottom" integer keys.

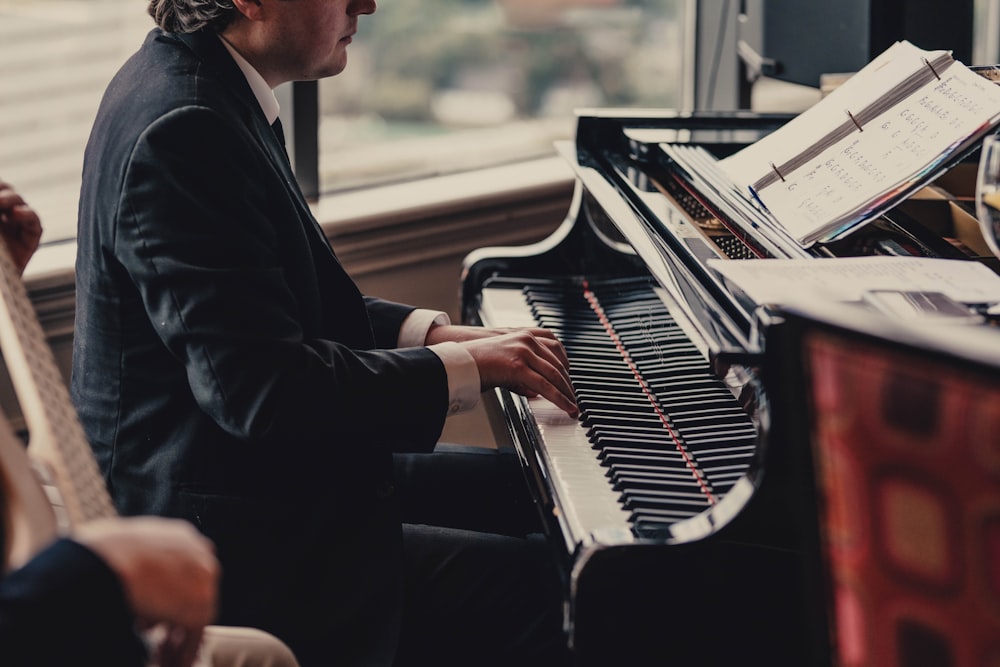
[{"left": 459, "top": 109, "right": 998, "bottom": 665}]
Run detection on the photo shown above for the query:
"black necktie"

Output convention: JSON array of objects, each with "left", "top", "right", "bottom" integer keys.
[{"left": 271, "top": 117, "right": 286, "bottom": 149}]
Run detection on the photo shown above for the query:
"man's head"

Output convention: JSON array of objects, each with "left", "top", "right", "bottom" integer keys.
[
  {"left": 148, "top": 0, "right": 239, "bottom": 34},
  {"left": 148, "top": 0, "right": 376, "bottom": 88},
  {"left": 239, "top": 0, "right": 377, "bottom": 87}
]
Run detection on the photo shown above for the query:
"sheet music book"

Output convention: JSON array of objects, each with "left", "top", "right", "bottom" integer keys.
[{"left": 716, "top": 40, "right": 1000, "bottom": 248}]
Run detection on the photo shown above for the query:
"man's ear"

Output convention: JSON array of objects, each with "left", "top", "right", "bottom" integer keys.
[{"left": 231, "top": 0, "right": 264, "bottom": 21}]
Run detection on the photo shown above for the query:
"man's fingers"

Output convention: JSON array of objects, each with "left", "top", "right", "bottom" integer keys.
[
  {"left": 519, "top": 350, "right": 578, "bottom": 418},
  {"left": 523, "top": 375, "right": 578, "bottom": 418},
  {"left": 535, "top": 332, "right": 571, "bottom": 370},
  {"left": 463, "top": 329, "right": 579, "bottom": 418},
  {"left": 531, "top": 350, "right": 576, "bottom": 405},
  {"left": 524, "top": 334, "right": 574, "bottom": 396}
]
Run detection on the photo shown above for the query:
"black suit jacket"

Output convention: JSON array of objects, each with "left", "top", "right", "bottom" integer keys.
[{"left": 73, "top": 28, "right": 449, "bottom": 664}]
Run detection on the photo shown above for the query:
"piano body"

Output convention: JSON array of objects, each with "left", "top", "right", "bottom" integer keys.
[{"left": 460, "top": 109, "right": 996, "bottom": 665}]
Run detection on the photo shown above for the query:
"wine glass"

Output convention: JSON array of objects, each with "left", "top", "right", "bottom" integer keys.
[{"left": 976, "top": 134, "right": 1000, "bottom": 259}]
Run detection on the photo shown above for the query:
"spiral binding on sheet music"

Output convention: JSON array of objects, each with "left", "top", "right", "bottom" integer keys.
[
  {"left": 750, "top": 50, "right": 956, "bottom": 193},
  {"left": 922, "top": 56, "right": 942, "bottom": 80}
]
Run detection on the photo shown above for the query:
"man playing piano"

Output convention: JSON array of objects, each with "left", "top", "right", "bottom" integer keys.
[
  {"left": 72, "top": 1, "right": 578, "bottom": 666},
  {"left": 1, "top": 179, "right": 301, "bottom": 667}
]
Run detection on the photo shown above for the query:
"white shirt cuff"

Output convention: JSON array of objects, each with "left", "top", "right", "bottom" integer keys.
[
  {"left": 399, "top": 309, "right": 449, "bottom": 347},
  {"left": 427, "top": 341, "right": 481, "bottom": 416}
]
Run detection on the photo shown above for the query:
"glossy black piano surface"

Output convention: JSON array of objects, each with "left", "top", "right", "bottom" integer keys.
[{"left": 460, "top": 109, "right": 997, "bottom": 665}]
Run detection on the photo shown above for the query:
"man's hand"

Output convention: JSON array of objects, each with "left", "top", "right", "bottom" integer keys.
[
  {"left": 73, "top": 516, "right": 220, "bottom": 630},
  {"left": 428, "top": 325, "right": 579, "bottom": 419},
  {"left": 0, "top": 180, "right": 42, "bottom": 275}
]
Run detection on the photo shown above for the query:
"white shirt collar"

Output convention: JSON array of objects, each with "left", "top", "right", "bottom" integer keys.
[{"left": 217, "top": 35, "right": 280, "bottom": 124}]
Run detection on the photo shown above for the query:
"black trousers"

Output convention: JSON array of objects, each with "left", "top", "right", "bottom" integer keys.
[{"left": 391, "top": 445, "right": 570, "bottom": 667}]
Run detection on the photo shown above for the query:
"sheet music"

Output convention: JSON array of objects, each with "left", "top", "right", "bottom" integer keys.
[
  {"left": 761, "top": 65, "right": 1000, "bottom": 245},
  {"left": 707, "top": 257, "right": 1000, "bottom": 306},
  {"left": 718, "top": 41, "right": 1000, "bottom": 247},
  {"left": 720, "top": 41, "right": 937, "bottom": 187}
]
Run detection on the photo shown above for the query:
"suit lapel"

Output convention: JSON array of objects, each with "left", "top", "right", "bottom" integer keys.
[
  {"left": 175, "top": 31, "right": 340, "bottom": 258},
  {"left": 173, "top": 30, "right": 375, "bottom": 347}
]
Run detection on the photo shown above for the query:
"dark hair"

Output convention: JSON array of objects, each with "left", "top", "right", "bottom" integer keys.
[{"left": 147, "top": 0, "right": 238, "bottom": 34}]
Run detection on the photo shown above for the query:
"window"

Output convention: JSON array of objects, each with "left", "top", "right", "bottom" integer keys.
[
  {"left": 1, "top": 1, "right": 150, "bottom": 243},
  {"left": 0, "top": 0, "right": 687, "bottom": 244},
  {"left": 317, "top": 0, "right": 687, "bottom": 192}
]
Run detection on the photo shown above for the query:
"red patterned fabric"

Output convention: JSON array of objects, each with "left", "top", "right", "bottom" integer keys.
[{"left": 805, "top": 331, "right": 1000, "bottom": 667}]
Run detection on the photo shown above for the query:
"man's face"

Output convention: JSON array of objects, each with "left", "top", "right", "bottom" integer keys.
[{"left": 263, "top": 0, "right": 376, "bottom": 82}]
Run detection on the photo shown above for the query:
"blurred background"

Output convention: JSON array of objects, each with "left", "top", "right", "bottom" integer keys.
[{"left": 0, "top": 0, "right": 685, "bottom": 241}]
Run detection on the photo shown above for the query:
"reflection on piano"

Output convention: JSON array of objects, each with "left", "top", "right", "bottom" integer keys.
[{"left": 460, "top": 109, "right": 998, "bottom": 665}]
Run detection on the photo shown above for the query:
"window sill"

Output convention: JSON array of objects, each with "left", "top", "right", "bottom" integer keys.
[
  {"left": 26, "top": 155, "right": 573, "bottom": 282},
  {"left": 316, "top": 155, "right": 574, "bottom": 233},
  {"left": 314, "top": 155, "right": 574, "bottom": 276}
]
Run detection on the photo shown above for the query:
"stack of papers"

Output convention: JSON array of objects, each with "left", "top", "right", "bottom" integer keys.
[{"left": 708, "top": 256, "right": 1000, "bottom": 307}]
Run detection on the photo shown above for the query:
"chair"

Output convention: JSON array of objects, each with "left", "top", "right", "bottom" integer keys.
[{"left": 763, "top": 301, "right": 1000, "bottom": 666}]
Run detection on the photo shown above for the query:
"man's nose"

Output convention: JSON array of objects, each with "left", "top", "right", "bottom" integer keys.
[{"left": 349, "top": 0, "right": 376, "bottom": 16}]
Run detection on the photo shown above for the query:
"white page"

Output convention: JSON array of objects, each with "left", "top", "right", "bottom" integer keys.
[
  {"left": 719, "top": 41, "right": 934, "bottom": 189},
  {"left": 708, "top": 257, "right": 1000, "bottom": 305},
  {"left": 755, "top": 63, "right": 1000, "bottom": 245}
]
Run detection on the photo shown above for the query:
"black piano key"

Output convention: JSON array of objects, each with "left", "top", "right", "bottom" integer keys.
[
  {"left": 630, "top": 507, "right": 707, "bottom": 524},
  {"left": 537, "top": 311, "right": 676, "bottom": 326},
  {"left": 601, "top": 451, "right": 700, "bottom": 469},
  {"left": 645, "top": 379, "right": 731, "bottom": 394},
  {"left": 694, "top": 446, "right": 757, "bottom": 461},
  {"left": 655, "top": 420, "right": 753, "bottom": 438},
  {"left": 565, "top": 350, "right": 640, "bottom": 362},
  {"left": 615, "top": 478, "right": 716, "bottom": 499},
  {"left": 612, "top": 472, "right": 707, "bottom": 489},
  {"left": 609, "top": 469, "right": 712, "bottom": 489},
  {"left": 590, "top": 429, "right": 682, "bottom": 446},
  {"left": 570, "top": 369, "right": 646, "bottom": 382},
  {"left": 677, "top": 427, "right": 757, "bottom": 443},
  {"left": 577, "top": 399, "right": 656, "bottom": 414},
  {"left": 587, "top": 411, "right": 753, "bottom": 444},
  {"left": 622, "top": 494, "right": 714, "bottom": 513},
  {"left": 584, "top": 412, "right": 675, "bottom": 428},
  {"left": 588, "top": 427, "right": 756, "bottom": 452},
  {"left": 621, "top": 488, "right": 714, "bottom": 504},
  {"left": 574, "top": 391, "right": 656, "bottom": 406},
  {"left": 598, "top": 446, "right": 688, "bottom": 461},
  {"left": 607, "top": 461, "right": 708, "bottom": 480},
  {"left": 592, "top": 435, "right": 692, "bottom": 450},
  {"left": 645, "top": 383, "right": 735, "bottom": 399},
  {"left": 585, "top": 405, "right": 748, "bottom": 427},
  {"left": 593, "top": 436, "right": 685, "bottom": 451}
]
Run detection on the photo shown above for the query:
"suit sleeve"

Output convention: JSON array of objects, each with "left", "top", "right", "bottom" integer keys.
[
  {"left": 0, "top": 538, "right": 147, "bottom": 665},
  {"left": 116, "top": 106, "right": 447, "bottom": 451},
  {"left": 363, "top": 296, "right": 418, "bottom": 348}
]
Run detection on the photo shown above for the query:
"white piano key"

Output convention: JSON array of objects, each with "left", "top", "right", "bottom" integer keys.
[{"left": 528, "top": 397, "right": 634, "bottom": 542}]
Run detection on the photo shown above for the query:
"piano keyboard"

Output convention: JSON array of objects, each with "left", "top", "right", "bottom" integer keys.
[{"left": 480, "top": 277, "right": 758, "bottom": 544}]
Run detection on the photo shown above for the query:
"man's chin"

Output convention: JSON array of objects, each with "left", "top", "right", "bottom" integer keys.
[
  {"left": 300, "top": 62, "right": 347, "bottom": 82},
  {"left": 319, "top": 56, "right": 348, "bottom": 79}
]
